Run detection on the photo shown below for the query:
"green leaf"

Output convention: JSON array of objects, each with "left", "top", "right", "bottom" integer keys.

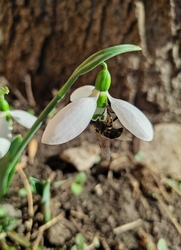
[
  {"left": 75, "top": 172, "right": 87, "bottom": 185},
  {"left": 70, "top": 246, "right": 77, "bottom": 250},
  {"left": 18, "top": 188, "right": 28, "bottom": 197},
  {"left": 71, "top": 183, "right": 83, "bottom": 195},
  {"left": 42, "top": 179, "right": 51, "bottom": 203},
  {"left": 75, "top": 233, "right": 85, "bottom": 246},
  {"left": 29, "top": 177, "right": 51, "bottom": 222},
  {"left": 0, "top": 135, "right": 22, "bottom": 200},
  {"left": 29, "top": 177, "right": 51, "bottom": 202},
  {"left": 58, "top": 44, "right": 141, "bottom": 97},
  {"left": 29, "top": 177, "right": 43, "bottom": 195},
  {"left": 157, "top": 238, "right": 168, "bottom": 250},
  {"left": 75, "top": 44, "right": 141, "bottom": 76}
]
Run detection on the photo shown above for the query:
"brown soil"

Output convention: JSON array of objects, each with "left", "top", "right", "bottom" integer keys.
[{"left": 1, "top": 98, "right": 181, "bottom": 250}]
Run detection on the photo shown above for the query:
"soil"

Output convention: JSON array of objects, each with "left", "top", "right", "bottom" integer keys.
[{"left": 1, "top": 96, "right": 181, "bottom": 250}]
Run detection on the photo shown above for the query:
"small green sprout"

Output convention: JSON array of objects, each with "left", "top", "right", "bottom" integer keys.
[
  {"left": 29, "top": 177, "right": 51, "bottom": 222},
  {"left": 18, "top": 188, "right": 28, "bottom": 197},
  {"left": 157, "top": 238, "right": 168, "bottom": 250},
  {"left": 134, "top": 151, "right": 144, "bottom": 162},
  {"left": 71, "top": 233, "right": 88, "bottom": 250},
  {"left": 71, "top": 172, "right": 87, "bottom": 196}
]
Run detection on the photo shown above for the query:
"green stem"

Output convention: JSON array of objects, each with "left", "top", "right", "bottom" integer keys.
[{"left": 101, "top": 62, "right": 108, "bottom": 70}]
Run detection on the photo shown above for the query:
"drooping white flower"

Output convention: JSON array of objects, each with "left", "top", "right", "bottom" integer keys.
[
  {"left": 42, "top": 84, "right": 154, "bottom": 145},
  {"left": 0, "top": 110, "right": 37, "bottom": 158},
  {"left": 42, "top": 62, "right": 154, "bottom": 146}
]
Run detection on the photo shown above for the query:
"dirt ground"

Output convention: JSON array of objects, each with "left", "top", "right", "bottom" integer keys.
[{"left": 1, "top": 95, "right": 181, "bottom": 250}]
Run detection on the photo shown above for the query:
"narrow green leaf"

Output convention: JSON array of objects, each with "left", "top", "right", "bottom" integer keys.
[
  {"left": 29, "top": 177, "right": 51, "bottom": 222},
  {"left": 29, "top": 177, "right": 43, "bottom": 195},
  {"left": 41, "top": 179, "right": 51, "bottom": 204},
  {"left": 75, "top": 44, "right": 141, "bottom": 76},
  {"left": 58, "top": 44, "right": 141, "bottom": 98},
  {"left": 0, "top": 135, "right": 22, "bottom": 199}
]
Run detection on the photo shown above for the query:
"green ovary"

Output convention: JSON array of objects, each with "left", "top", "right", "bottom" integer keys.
[{"left": 95, "top": 62, "right": 111, "bottom": 92}]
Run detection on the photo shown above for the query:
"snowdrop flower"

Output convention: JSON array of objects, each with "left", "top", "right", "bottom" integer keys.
[
  {"left": 0, "top": 96, "right": 37, "bottom": 158},
  {"left": 42, "top": 63, "right": 154, "bottom": 145}
]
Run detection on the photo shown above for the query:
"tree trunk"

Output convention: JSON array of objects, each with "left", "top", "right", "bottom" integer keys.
[{"left": 0, "top": 0, "right": 181, "bottom": 122}]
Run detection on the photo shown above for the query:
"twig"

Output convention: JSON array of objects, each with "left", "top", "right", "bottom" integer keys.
[
  {"left": 113, "top": 219, "right": 142, "bottom": 234},
  {"left": 13, "top": 88, "right": 28, "bottom": 106},
  {"left": 70, "top": 209, "right": 89, "bottom": 220},
  {"left": 163, "top": 177, "right": 181, "bottom": 196},
  {"left": 16, "top": 163, "right": 34, "bottom": 238},
  {"left": 70, "top": 216, "right": 86, "bottom": 237},
  {"left": 138, "top": 228, "right": 157, "bottom": 250},
  {"left": 100, "top": 237, "right": 111, "bottom": 250},
  {"left": 127, "top": 173, "right": 150, "bottom": 209},
  {"left": 32, "top": 211, "right": 65, "bottom": 250},
  {"left": 24, "top": 74, "right": 36, "bottom": 106},
  {"left": 27, "top": 138, "right": 38, "bottom": 164},
  {"left": 86, "top": 232, "right": 111, "bottom": 250},
  {"left": 156, "top": 194, "right": 181, "bottom": 235},
  {"left": 7, "top": 231, "right": 31, "bottom": 248},
  {"left": 146, "top": 166, "right": 170, "bottom": 202},
  {"left": 138, "top": 166, "right": 181, "bottom": 235}
]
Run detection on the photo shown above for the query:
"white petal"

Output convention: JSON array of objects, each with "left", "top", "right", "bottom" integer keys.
[
  {"left": 0, "top": 138, "right": 11, "bottom": 158},
  {"left": 70, "top": 85, "right": 95, "bottom": 101},
  {"left": 42, "top": 97, "right": 97, "bottom": 145},
  {"left": 108, "top": 94, "right": 154, "bottom": 141},
  {"left": 10, "top": 110, "right": 37, "bottom": 129},
  {"left": 0, "top": 113, "right": 12, "bottom": 139}
]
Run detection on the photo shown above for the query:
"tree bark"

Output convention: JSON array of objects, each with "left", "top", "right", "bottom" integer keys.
[{"left": 0, "top": 0, "right": 181, "bottom": 122}]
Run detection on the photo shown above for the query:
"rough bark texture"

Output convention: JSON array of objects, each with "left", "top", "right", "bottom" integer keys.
[{"left": 0, "top": 0, "right": 181, "bottom": 122}]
